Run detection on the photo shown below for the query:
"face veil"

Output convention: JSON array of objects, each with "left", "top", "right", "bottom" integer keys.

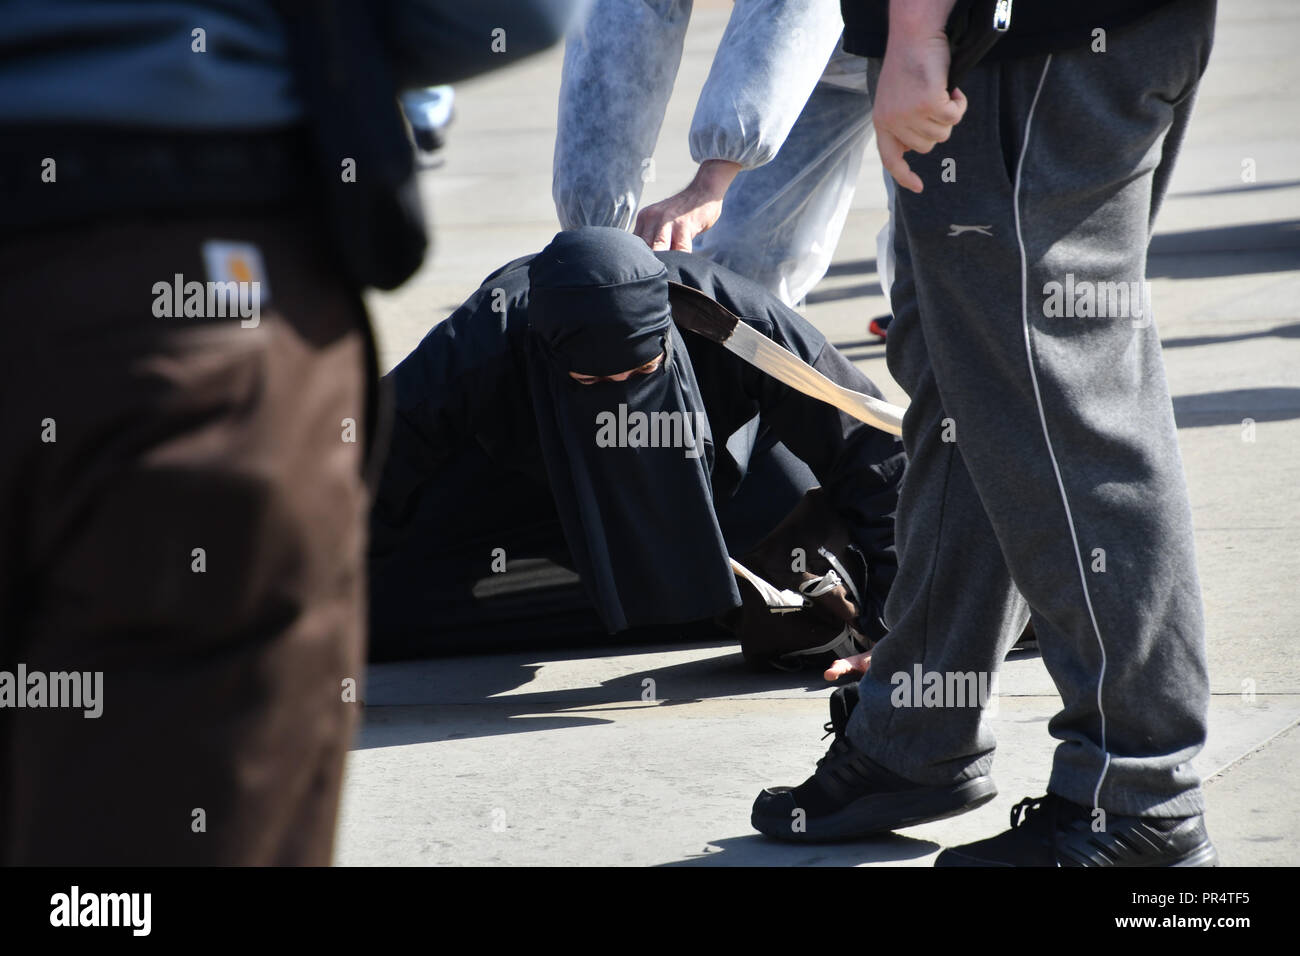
[{"left": 525, "top": 227, "right": 742, "bottom": 632}]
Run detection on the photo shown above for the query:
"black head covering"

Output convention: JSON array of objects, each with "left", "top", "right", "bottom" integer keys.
[{"left": 526, "top": 227, "right": 742, "bottom": 632}]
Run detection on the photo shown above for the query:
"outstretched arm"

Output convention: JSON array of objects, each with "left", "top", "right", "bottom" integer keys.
[
  {"left": 635, "top": 0, "right": 844, "bottom": 249},
  {"left": 554, "top": 0, "right": 693, "bottom": 230}
]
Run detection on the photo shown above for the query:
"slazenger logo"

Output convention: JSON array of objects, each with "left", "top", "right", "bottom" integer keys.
[
  {"left": 595, "top": 404, "right": 708, "bottom": 460},
  {"left": 50, "top": 886, "right": 151, "bottom": 936},
  {"left": 947, "top": 224, "right": 993, "bottom": 237}
]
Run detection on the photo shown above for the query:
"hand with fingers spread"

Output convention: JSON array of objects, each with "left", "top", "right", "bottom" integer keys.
[
  {"left": 634, "top": 159, "right": 741, "bottom": 251},
  {"left": 874, "top": 0, "right": 966, "bottom": 194}
]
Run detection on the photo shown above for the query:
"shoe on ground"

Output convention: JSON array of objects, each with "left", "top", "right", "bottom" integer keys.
[
  {"left": 751, "top": 684, "right": 997, "bottom": 841},
  {"left": 934, "top": 792, "right": 1219, "bottom": 866},
  {"left": 868, "top": 314, "right": 891, "bottom": 341}
]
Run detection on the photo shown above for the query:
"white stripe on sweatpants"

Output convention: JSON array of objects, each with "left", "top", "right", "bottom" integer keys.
[{"left": 1012, "top": 54, "right": 1113, "bottom": 809}]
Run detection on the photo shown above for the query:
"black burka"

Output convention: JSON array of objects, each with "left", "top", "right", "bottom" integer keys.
[
  {"left": 523, "top": 230, "right": 742, "bottom": 632},
  {"left": 368, "top": 430, "right": 815, "bottom": 659},
  {"left": 368, "top": 228, "right": 902, "bottom": 660}
]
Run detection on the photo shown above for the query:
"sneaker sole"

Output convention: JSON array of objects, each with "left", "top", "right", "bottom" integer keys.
[
  {"left": 1168, "top": 842, "right": 1221, "bottom": 867},
  {"left": 936, "top": 837, "right": 1222, "bottom": 867},
  {"left": 754, "top": 776, "right": 998, "bottom": 842}
]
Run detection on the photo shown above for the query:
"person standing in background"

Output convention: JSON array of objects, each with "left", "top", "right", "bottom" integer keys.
[{"left": 554, "top": 0, "right": 875, "bottom": 308}]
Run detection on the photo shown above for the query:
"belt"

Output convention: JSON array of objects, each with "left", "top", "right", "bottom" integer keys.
[{"left": 0, "top": 125, "right": 313, "bottom": 232}]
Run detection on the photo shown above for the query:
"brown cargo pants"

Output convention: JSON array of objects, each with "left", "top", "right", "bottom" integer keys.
[{"left": 0, "top": 209, "right": 372, "bottom": 864}]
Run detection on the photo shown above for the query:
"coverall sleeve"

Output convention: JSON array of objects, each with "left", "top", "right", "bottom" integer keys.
[
  {"left": 688, "top": 0, "right": 845, "bottom": 168},
  {"left": 552, "top": 0, "right": 693, "bottom": 230}
]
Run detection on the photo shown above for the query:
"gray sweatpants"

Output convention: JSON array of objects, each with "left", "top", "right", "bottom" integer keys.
[{"left": 846, "top": 0, "right": 1218, "bottom": 819}]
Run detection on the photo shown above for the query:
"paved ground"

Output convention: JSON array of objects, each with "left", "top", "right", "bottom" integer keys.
[{"left": 337, "top": 0, "right": 1300, "bottom": 866}]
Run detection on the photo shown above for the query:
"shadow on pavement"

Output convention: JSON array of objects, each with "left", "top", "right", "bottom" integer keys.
[
  {"left": 1148, "top": 220, "right": 1300, "bottom": 278},
  {"left": 355, "top": 704, "right": 614, "bottom": 750},
  {"left": 806, "top": 280, "right": 884, "bottom": 306},
  {"left": 1162, "top": 320, "right": 1300, "bottom": 349},
  {"left": 659, "top": 831, "right": 938, "bottom": 867},
  {"left": 1173, "top": 387, "right": 1300, "bottom": 427},
  {"left": 809, "top": 223, "right": 1298, "bottom": 302},
  {"left": 822, "top": 257, "right": 877, "bottom": 279},
  {"left": 1170, "top": 179, "right": 1300, "bottom": 198},
  {"left": 354, "top": 641, "right": 848, "bottom": 750},
  {"left": 839, "top": 345, "right": 888, "bottom": 362}
]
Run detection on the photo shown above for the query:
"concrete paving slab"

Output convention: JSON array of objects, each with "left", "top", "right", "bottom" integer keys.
[
  {"left": 1203, "top": 722, "right": 1300, "bottom": 867},
  {"left": 338, "top": 666, "right": 1300, "bottom": 866},
  {"left": 340, "top": 0, "right": 1300, "bottom": 865}
]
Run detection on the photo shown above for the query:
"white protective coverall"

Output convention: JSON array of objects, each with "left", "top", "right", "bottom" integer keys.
[{"left": 553, "top": 0, "right": 874, "bottom": 306}]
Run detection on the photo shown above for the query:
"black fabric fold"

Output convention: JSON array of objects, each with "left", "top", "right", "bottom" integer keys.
[{"left": 524, "top": 228, "right": 742, "bottom": 632}]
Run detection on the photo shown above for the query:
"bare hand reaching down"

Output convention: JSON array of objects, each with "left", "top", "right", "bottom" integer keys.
[{"left": 634, "top": 159, "right": 741, "bottom": 251}]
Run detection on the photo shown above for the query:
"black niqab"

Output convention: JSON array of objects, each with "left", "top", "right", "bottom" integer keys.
[{"left": 526, "top": 227, "right": 742, "bottom": 632}]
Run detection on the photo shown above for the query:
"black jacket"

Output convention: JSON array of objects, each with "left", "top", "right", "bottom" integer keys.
[{"left": 841, "top": 0, "right": 1186, "bottom": 60}]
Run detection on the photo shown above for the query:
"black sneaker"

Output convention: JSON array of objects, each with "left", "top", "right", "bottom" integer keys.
[
  {"left": 826, "top": 683, "right": 859, "bottom": 739},
  {"left": 934, "top": 793, "right": 1219, "bottom": 867},
  {"left": 751, "top": 686, "right": 997, "bottom": 841}
]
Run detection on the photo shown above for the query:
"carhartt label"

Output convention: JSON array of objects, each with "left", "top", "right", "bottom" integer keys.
[
  {"left": 201, "top": 239, "right": 269, "bottom": 326},
  {"left": 202, "top": 240, "right": 269, "bottom": 300}
]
